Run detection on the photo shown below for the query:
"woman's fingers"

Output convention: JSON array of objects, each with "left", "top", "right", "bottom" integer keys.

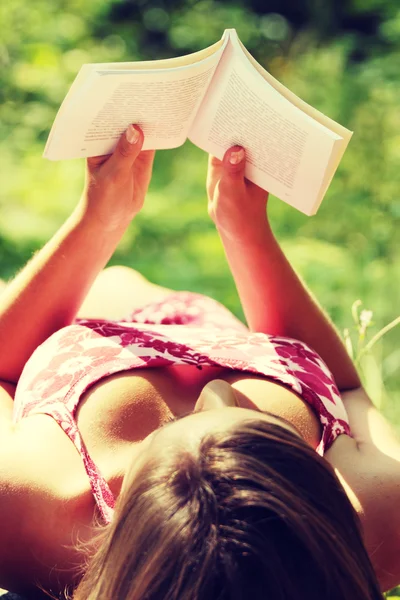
[
  {"left": 207, "top": 144, "right": 269, "bottom": 238},
  {"left": 220, "top": 146, "right": 246, "bottom": 187},
  {"left": 209, "top": 155, "right": 223, "bottom": 168},
  {"left": 106, "top": 125, "right": 144, "bottom": 174},
  {"left": 221, "top": 146, "right": 267, "bottom": 201},
  {"left": 223, "top": 145, "right": 246, "bottom": 173},
  {"left": 216, "top": 146, "right": 246, "bottom": 200},
  {"left": 207, "top": 155, "right": 222, "bottom": 199},
  {"left": 208, "top": 147, "right": 245, "bottom": 175},
  {"left": 87, "top": 125, "right": 144, "bottom": 177},
  {"left": 82, "top": 125, "right": 154, "bottom": 228},
  {"left": 87, "top": 153, "right": 112, "bottom": 170},
  {"left": 207, "top": 146, "right": 246, "bottom": 199}
]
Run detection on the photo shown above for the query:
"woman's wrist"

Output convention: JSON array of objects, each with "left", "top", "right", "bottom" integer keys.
[
  {"left": 73, "top": 201, "right": 132, "bottom": 237},
  {"left": 215, "top": 213, "right": 272, "bottom": 248}
]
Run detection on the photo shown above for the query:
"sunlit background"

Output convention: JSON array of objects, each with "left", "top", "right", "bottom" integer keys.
[{"left": 0, "top": 2, "right": 399, "bottom": 591}]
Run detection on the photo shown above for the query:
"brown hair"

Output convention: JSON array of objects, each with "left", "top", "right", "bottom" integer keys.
[{"left": 73, "top": 420, "right": 382, "bottom": 600}]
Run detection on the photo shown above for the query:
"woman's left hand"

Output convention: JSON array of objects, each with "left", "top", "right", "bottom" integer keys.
[
  {"left": 81, "top": 125, "right": 155, "bottom": 232},
  {"left": 207, "top": 146, "right": 269, "bottom": 243}
]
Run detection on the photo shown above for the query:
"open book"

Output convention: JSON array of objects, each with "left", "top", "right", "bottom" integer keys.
[{"left": 44, "top": 29, "right": 352, "bottom": 215}]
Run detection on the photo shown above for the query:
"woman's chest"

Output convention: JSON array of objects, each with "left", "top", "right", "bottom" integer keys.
[
  {"left": 76, "top": 365, "right": 226, "bottom": 446},
  {"left": 75, "top": 366, "right": 322, "bottom": 455}
]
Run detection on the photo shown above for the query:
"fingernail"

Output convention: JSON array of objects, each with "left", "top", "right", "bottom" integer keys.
[
  {"left": 229, "top": 149, "right": 245, "bottom": 165},
  {"left": 126, "top": 125, "right": 140, "bottom": 144}
]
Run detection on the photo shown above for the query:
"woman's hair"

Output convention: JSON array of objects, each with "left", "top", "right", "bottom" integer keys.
[{"left": 73, "top": 420, "right": 382, "bottom": 600}]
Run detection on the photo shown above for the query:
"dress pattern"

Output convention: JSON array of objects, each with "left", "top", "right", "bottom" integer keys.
[{"left": 13, "top": 292, "right": 351, "bottom": 524}]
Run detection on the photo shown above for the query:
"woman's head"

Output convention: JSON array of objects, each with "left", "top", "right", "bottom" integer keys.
[{"left": 74, "top": 412, "right": 382, "bottom": 600}]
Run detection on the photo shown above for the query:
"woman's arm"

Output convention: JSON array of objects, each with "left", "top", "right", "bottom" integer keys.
[
  {"left": 208, "top": 148, "right": 400, "bottom": 590},
  {"left": 0, "top": 125, "right": 155, "bottom": 383},
  {"left": 207, "top": 147, "right": 360, "bottom": 392}
]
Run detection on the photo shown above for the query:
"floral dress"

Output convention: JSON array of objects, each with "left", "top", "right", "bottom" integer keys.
[{"left": 13, "top": 292, "right": 351, "bottom": 524}]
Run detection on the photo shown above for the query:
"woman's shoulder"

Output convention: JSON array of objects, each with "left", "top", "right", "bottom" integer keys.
[
  {"left": 325, "top": 386, "right": 400, "bottom": 591},
  {"left": 0, "top": 411, "right": 95, "bottom": 518},
  {"left": 0, "top": 416, "right": 94, "bottom": 593}
]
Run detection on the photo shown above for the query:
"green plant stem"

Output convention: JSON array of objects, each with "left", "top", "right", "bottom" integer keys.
[{"left": 356, "top": 316, "right": 400, "bottom": 365}]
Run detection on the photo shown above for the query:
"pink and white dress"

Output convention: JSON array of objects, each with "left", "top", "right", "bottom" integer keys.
[{"left": 13, "top": 292, "right": 351, "bottom": 524}]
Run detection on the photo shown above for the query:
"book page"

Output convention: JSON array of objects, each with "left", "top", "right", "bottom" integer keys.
[
  {"left": 237, "top": 39, "right": 352, "bottom": 142},
  {"left": 189, "top": 30, "right": 343, "bottom": 215},
  {"left": 85, "top": 38, "right": 225, "bottom": 72},
  {"left": 237, "top": 37, "right": 353, "bottom": 196},
  {"left": 44, "top": 38, "right": 227, "bottom": 160}
]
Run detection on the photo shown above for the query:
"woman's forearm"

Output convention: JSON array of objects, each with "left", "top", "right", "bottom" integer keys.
[
  {"left": 218, "top": 220, "right": 361, "bottom": 392},
  {"left": 0, "top": 208, "right": 128, "bottom": 382},
  {"left": 0, "top": 126, "right": 153, "bottom": 383}
]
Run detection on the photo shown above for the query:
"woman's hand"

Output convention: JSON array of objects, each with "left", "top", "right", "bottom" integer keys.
[
  {"left": 81, "top": 125, "right": 155, "bottom": 232},
  {"left": 207, "top": 146, "right": 269, "bottom": 243}
]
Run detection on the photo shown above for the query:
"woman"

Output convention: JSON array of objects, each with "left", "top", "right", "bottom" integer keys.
[{"left": 0, "top": 125, "right": 398, "bottom": 599}]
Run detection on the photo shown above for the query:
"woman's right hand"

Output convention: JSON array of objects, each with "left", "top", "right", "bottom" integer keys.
[
  {"left": 207, "top": 146, "right": 269, "bottom": 243},
  {"left": 80, "top": 125, "right": 155, "bottom": 232}
]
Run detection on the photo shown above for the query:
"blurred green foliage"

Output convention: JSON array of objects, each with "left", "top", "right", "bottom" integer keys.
[{"left": 0, "top": 0, "right": 399, "bottom": 595}]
